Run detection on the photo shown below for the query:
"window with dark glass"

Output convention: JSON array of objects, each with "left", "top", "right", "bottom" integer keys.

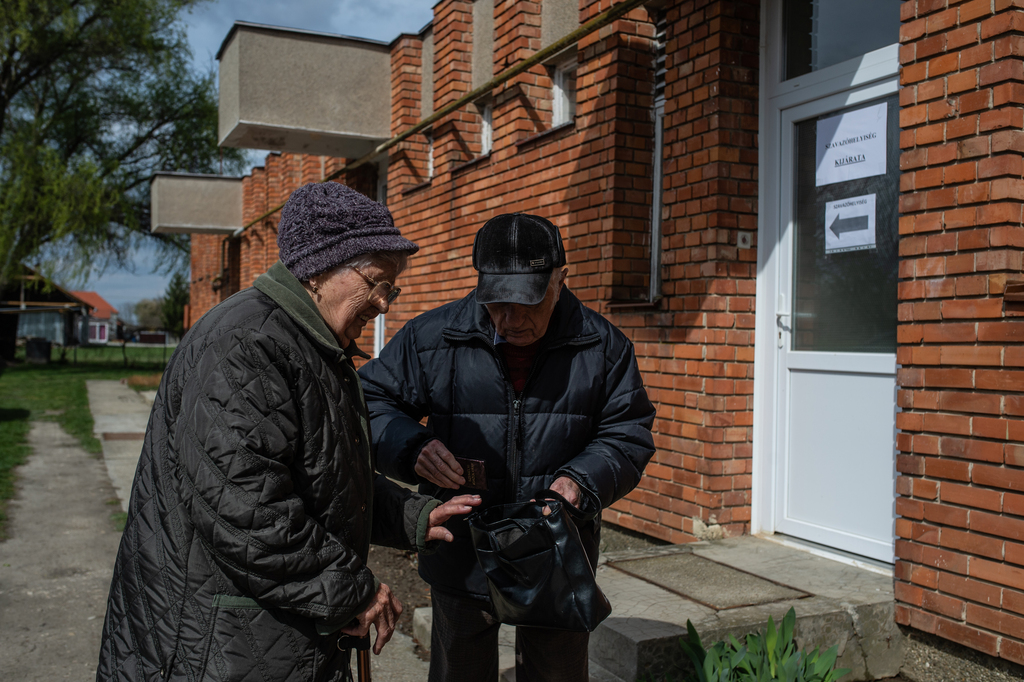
[
  {"left": 791, "top": 95, "right": 900, "bottom": 353},
  {"left": 784, "top": 0, "right": 900, "bottom": 80}
]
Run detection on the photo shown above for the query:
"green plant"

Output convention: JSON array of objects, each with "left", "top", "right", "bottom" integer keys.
[
  {"left": 677, "top": 608, "right": 851, "bottom": 682},
  {"left": 111, "top": 511, "right": 128, "bottom": 532}
]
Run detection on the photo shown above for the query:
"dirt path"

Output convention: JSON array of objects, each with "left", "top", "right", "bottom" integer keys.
[{"left": 0, "top": 421, "right": 121, "bottom": 682}]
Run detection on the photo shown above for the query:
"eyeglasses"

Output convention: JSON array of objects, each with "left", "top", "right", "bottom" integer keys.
[{"left": 349, "top": 266, "right": 401, "bottom": 308}]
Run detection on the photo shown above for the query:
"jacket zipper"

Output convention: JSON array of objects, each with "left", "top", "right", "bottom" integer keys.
[
  {"left": 443, "top": 327, "right": 601, "bottom": 502},
  {"left": 507, "top": 397, "right": 522, "bottom": 501},
  {"left": 504, "top": 346, "right": 548, "bottom": 501}
]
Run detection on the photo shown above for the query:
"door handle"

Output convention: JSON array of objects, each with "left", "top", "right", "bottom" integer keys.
[{"left": 776, "top": 312, "right": 790, "bottom": 348}]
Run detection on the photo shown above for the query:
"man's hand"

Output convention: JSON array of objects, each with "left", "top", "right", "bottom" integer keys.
[
  {"left": 544, "top": 477, "right": 581, "bottom": 515},
  {"left": 414, "top": 440, "right": 465, "bottom": 489},
  {"left": 340, "top": 583, "right": 403, "bottom": 655},
  {"left": 427, "top": 494, "right": 482, "bottom": 542}
]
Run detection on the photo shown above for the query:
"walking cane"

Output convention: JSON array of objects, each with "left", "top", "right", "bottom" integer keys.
[
  {"left": 356, "top": 648, "right": 371, "bottom": 682},
  {"left": 339, "top": 635, "right": 371, "bottom": 682}
]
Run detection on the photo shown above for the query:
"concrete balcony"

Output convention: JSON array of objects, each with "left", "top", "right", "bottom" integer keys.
[
  {"left": 150, "top": 172, "right": 242, "bottom": 235},
  {"left": 216, "top": 22, "right": 391, "bottom": 158}
]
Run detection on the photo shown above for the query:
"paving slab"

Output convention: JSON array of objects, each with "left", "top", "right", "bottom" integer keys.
[
  {"left": 87, "top": 380, "right": 152, "bottom": 514},
  {"left": 608, "top": 552, "right": 808, "bottom": 609},
  {"left": 86, "top": 379, "right": 152, "bottom": 436}
]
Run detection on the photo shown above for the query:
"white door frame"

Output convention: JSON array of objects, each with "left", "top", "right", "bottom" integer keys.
[{"left": 752, "top": 0, "right": 900, "bottom": 539}]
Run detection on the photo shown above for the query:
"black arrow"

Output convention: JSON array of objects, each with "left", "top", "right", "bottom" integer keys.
[{"left": 829, "top": 214, "right": 869, "bottom": 237}]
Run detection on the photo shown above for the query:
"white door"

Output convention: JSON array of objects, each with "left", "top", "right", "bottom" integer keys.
[
  {"left": 773, "top": 87, "right": 899, "bottom": 562},
  {"left": 755, "top": 0, "right": 904, "bottom": 563}
]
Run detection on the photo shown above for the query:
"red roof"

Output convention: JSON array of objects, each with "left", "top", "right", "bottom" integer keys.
[{"left": 70, "top": 291, "right": 118, "bottom": 320}]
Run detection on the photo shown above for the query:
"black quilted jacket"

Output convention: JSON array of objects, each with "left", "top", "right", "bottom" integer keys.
[
  {"left": 359, "top": 286, "right": 656, "bottom": 598},
  {"left": 96, "top": 262, "right": 438, "bottom": 682}
]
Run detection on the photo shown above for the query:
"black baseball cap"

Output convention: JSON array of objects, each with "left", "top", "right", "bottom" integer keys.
[{"left": 472, "top": 213, "right": 567, "bottom": 305}]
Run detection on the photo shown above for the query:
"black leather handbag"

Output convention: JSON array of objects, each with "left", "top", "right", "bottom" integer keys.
[{"left": 467, "top": 489, "right": 612, "bottom": 632}]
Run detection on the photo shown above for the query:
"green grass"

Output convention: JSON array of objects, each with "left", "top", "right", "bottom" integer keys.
[
  {"left": 0, "top": 349, "right": 167, "bottom": 538},
  {"left": 110, "top": 511, "right": 128, "bottom": 532}
]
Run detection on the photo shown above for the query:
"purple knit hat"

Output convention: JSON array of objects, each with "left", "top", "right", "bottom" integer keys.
[{"left": 276, "top": 182, "right": 418, "bottom": 281}]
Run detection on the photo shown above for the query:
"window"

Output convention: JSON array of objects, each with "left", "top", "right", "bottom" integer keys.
[
  {"left": 376, "top": 158, "right": 388, "bottom": 206},
  {"left": 552, "top": 57, "right": 577, "bottom": 127},
  {"left": 649, "top": 12, "right": 667, "bottom": 302},
  {"left": 426, "top": 130, "right": 434, "bottom": 178},
  {"left": 783, "top": 0, "right": 900, "bottom": 80},
  {"left": 89, "top": 321, "right": 107, "bottom": 343},
  {"left": 479, "top": 100, "right": 493, "bottom": 155}
]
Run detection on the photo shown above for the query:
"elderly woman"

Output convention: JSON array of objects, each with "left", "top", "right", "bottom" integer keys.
[{"left": 96, "top": 182, "right": 478, "bottom": 682}]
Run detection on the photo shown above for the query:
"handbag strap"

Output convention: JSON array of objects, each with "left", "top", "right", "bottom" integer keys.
[{"left": 535, "top": 488, "right": 590, "bottom": 522}]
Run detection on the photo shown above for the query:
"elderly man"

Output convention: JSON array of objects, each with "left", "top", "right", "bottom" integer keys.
[{"left": 359, "top": 213, "right": 656, "bottom": 682}]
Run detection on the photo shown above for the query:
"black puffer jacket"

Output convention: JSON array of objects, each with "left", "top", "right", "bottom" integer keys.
[
  {"left": 97, "top": 262, "right": 438, "bottom": 682},
  {"left": 359, "top": 287, "right": 656, "bottom": 598}
]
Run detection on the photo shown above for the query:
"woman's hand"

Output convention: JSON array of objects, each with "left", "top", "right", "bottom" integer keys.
[
  {"left": 427, "top": 494, "right": 482, "bottom": 542},
  {"left": 341, "top": 582, "right": 403, "bottom": 655}
]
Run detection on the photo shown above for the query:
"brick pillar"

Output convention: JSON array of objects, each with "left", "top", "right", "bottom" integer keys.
[
  {"left": 574, "top": 0, "right": 661, "bottom": 302},
  {"left": 602, "top": 0, "right": 759, "bottom": 542},
  {"left": 494, "top": 0, "right": 547, "bottom": 140},
  {"left": 390, "top": 35, "right": 430, "bottom": 192},
  {"left": 189, "top": 233, "right": 226, "bottom": 323},
  {"left": 240, "top": 164, "right": 270, "bottom": 290},
  {"left": 896, "top": 0, "right": 1024, "bottom": 666},
  {"left": 433, "top": 0, "right": 474, "bottom": 172}
]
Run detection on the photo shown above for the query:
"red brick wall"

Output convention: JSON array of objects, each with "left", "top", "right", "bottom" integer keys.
[
  {"left": 390, "top": 35, "right": 431, "bottom": 193},
  {"left": 614, "top": 0, "right": 759, "bottom": 540},
  {"left": 189, "top": 233, "right": 232, "bottom": 322},
  {"left": 189, "top": 0, "right": 757, "bottom": 544},
  {"left": 896, "top": 0, "right": 1024, "bottom": 666},
  {"left": 190, "top": 0, "right": 758, "bottom": 544},
  {"left": 377, "top": 0, "right": 760, "bottom": 543}
]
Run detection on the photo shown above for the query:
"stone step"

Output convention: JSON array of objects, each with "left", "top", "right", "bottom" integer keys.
[
  {"left": 415, "top": 536, "right": 902, "bottom": 682},
  {"left": 591, "top": 537, "right": 902, "bottom": 681}
]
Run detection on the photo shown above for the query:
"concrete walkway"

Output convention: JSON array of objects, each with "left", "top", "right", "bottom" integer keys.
[
  {"left": 86, "top": 380, "right": 152, "bottom": 513},
  {"left": 0, "top": 421, "right": 122, "bottom": 681}
]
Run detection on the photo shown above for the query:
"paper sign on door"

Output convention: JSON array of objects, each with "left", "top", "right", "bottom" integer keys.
[
  {"left": 825, "top": 194, "right": 876, "bottom": 254},
  {"left": 816, "top": 102, "right": 887, "bottom": 186}
]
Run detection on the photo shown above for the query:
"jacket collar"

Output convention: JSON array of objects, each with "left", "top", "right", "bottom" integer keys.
[
  {"left": 254, "top": 261, "right": 370, "bottom": 360},
  {"left": 443, "top": 285, "right": 600, "bottom": 349}
]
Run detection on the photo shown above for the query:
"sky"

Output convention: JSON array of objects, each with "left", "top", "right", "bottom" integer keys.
[{"left": 80, "top": 0, "right": 434, "bottom": 317}]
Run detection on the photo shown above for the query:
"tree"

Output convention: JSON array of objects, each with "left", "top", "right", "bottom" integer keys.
[
  {"left": 0, "top": 0, "right": 246, "bottom": 289},
  {"left": 118, "top": 301, "right": 136, "bottom": 326},
  {"left": 133, "top": 298, "right": 163, "bottom": 329},
  {"left": 160, "top": 271, "right": 188, "bottom": 339}
]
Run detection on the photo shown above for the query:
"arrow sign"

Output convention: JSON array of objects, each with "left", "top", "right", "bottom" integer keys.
[
  {"left": 829, "top": 214, "right": 869, "bottom": 237},
  {"left": 824, "top": 193, "right": 876, "bottom": 254}
]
